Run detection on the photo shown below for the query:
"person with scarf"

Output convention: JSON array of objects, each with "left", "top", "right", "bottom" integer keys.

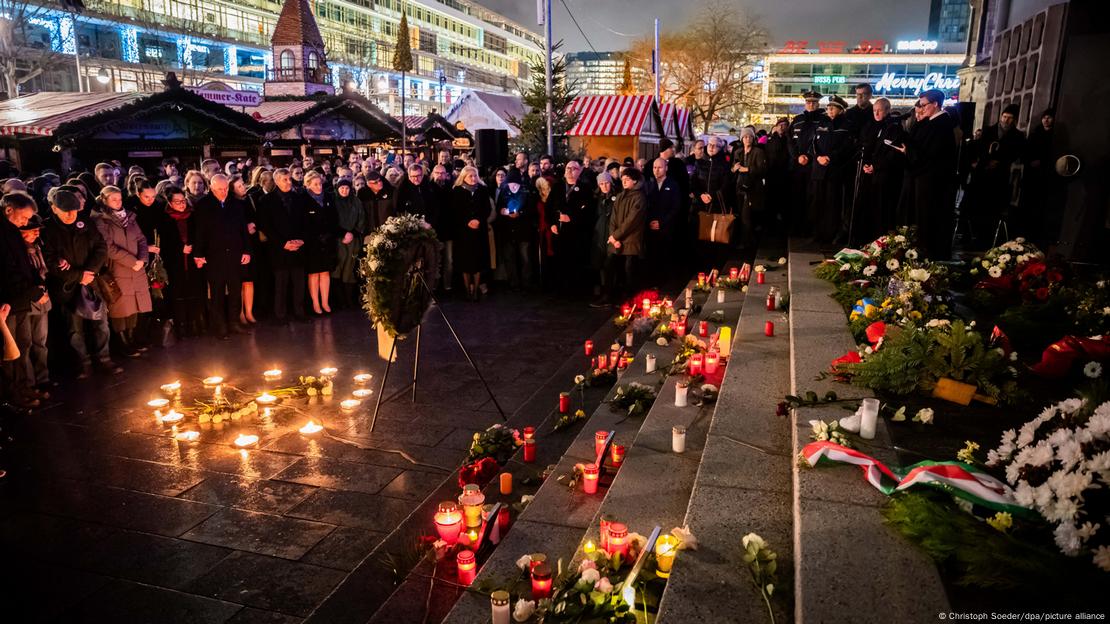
[
  {"left": 589, "top": 171, "right": 619, "bottom": 305},
  {"left": 193, "top": 174, "right": 251, "bottom": 340},
  {"left": 125, "top": 178, "right": 166, "bottom": 348},
  {"left": 258, "top": 169, "right": 309, "bottom": 323},
  {"left": 93, "top": 185, "right": 152, "bottom": 358},
  {"left": 451, "top": 166, "right": 492, "bottom": 301},
  {"left": 156, "top": 187, "right": 207, "bottom": 338},
  {"left": 331, "top": 178, "right": 365, "bottom": 308},
  {"left": 17, "top": 214, "right": 51, "bottom": 394},
  {"left": 494, "top": 168, "right": 535, "bottom": 291},
  {"left": 302, "top": 171, "right": 339, "bottom": 315}
]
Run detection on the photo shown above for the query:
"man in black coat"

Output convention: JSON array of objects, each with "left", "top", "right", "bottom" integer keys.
[
  {"left": 645, "top": 157, "right": 683, "bottom": 281},
  {"left": 1, "top": 192, "right": 48, "bottom": 409},
  {"left": 810, "top": 96, "right": 857, "bottom": 244},
  {"left": 859, "top": 98, "right": 907, "bottom": 240},
  {"left": 193, "top": 174, "right": 251, "bottom": 339},
  {"left": 549, "top": 160, "right": 595, "bottom": 292},
  {"left": 392, "top": 164, "right": 440, "bottom": 229},
  {"left": 973, "top": 103, "right": 1026, "bottom": 241},
  {"left": 894, "top": 89, "right": 959, "bottom": 259},
  {"left": 359, "top": 170, "right": 394, "bottom": 231},
  {"left": 789, "top": 91, "right": 828, "bottom": 236},
  {"left": 764, "top": 118, "right": 791, "bottom": 234},
  {"left": 258, "top": 168, "right": 308, "bottom": 322}
]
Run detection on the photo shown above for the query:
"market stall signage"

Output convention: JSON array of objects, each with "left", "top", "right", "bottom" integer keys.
[
  {"left": 874, "top": 72, "right": 960, "bottom": 94},
  {"left": 188, "top": 87, "right": 262, "bottom": 107}
]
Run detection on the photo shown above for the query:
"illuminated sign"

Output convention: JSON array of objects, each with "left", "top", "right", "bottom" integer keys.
[
  {"left": 874, "top": 72, "right": 959, "bottom": 94},
  {"left": 813, "top": 75, "right": 846, "bottom": 84},
  {"left": 188, "top": 87, "right": 261, "bottom": 107},
  {"left": 896, "top": 39, "right": 939, "bottom": 51}
]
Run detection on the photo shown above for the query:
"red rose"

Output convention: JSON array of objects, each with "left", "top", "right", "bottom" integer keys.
[
  {"left": 458, "top": 457, "right": 500, "bottom": 488},
  {"left": 1035, "top": 287, "right": 1049, "bottom": 300}
]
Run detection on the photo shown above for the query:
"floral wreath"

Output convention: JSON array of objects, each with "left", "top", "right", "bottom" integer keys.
[{"left": 360, "top": 214, "right": 441, "bottom": 338}]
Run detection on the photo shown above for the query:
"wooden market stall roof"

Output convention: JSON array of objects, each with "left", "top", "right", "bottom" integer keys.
[
  {"left": 566, "top": 95, "right": 661, "bottom": 137},
  {"left": 393, "top": 111, "right": 471, "bottom": 145},
  {"left": 255, "top": 92, "right": 403, "bottom": 139},
  {"left": 444, "top": 91, "right": 526, "bottom": 138},
  {"left": 0, "top": 92, "right": 148, "bottom": 137}
]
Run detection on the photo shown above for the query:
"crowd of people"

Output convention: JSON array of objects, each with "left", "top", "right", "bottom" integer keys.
[{"left": 0, "top": 86, "right": 1060, "bottom": 415}]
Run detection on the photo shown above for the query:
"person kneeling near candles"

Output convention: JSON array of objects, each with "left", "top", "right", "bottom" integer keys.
[{"left": 604, "top": 168, "right": 646, "bottom": 303}]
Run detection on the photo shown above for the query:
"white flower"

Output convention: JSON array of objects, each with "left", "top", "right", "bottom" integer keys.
[
  {"left": 982, "top": 260, "right": 991, "bottom": 268},
  {"left": 580, "top": 567, "right": 601, "bottom": 584},
  {"left": 578, "top": 558, "right": 597, "bottom": 572},
  {"left": 656, "top": 337, "right": 668, "bottom": 346},
  {"left": 862, "top": 265, "right": 878, "bottom": 277},
  {"left": 998, "top": 253, "right": 1011, "bottom": 263},
  {"left": 886, "top": 259, "right": 900, "bottom": 270},
  {"left": 1010, "top": 351, "right": 1019, "bottom": 361},
  {"left": 1014, "top": 237, "right": 1026, "bottom": 243},
  {"left": 520, "top": 494, "right": 534, "bottom": 506},
  {"left": 1076, "top": 521, "right": 1101, "bottom": 541},
  {"left": 894, "top": 234, "right": 906, "bottom": 243},
  {"left": 1098, "top": 281, "right": 1107, "bottom": 289},
  {"left": 574, "top": 375, "right": 585, "bottom": 385},
  {"left": 671, "top": 525, "right": 699, "bottom": 550},
  {"left": 516, "top": 554, "right": 533, "bottom": 570},
  {"left": 513, "top": 599, "right": 536, "bottom": 622},
  {"left": 1101, "top": 307, "right": 1110, "bottom": 316},
  {"left": 905, "top": 249, "right": 918, "bottom": 260},
  {"left": 754, "top": 265, "right": 766, "bottom": 273},
  {"left": 913, "top": 408, "right": 934, "bottom": 424},
  {"left": 1094, "top": 546, "right": 1110, "bottom": 571},
  {"left": 988, "top": 266, "right": 1003, "bottom": 278},
  {"left": 907, "top": 268, "right": 931, "bottom": 282},
  {"left": 840, "top": 263, "right": 851, "bottom": 271},
  {"left": 742, "top": 532, "right": 766, "bottom": 550},
  {"left": 1084, "top": 361, "right": 1103, "bottom": 379},
  {"left": 778, "top": 257, "right": 787, "bottom": 265}
]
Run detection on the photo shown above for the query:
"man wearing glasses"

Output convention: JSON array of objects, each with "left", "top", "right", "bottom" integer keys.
[{"left": 890, "top": 89, "right": 959, "bottom": 259}]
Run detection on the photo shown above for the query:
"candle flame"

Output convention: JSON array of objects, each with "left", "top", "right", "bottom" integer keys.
[
  {"left": 176, "top": 430, "right": 200, "bottom": 441},
  {"left": 583, "top": 540, "right": 596, "bottom": 554},
  {"left": 255, "top": 392, "right": 277, "bottom": 405},
  {"left": 353, "top": 373, "right": 373, "bottom": 384},
  {"left": 160, "top": 410, "right": 184, "bottom": 423},
  {"left": 299, "top": 420, "right": 324, "bottom": 435},
  {"left": 202, "top": 376, "right": 224, "bottom": 386},
  {"left": 147, "top": 398, "right": 170, "bottom": 408},
  {"left": 319, "top": 367, "right": 338, "bottom": 377},
  {"left": 340, "top": 399, "right": 361, "bottom": 410},
  {"left": 234, "top": 433, "right": 259, "bottom": 447},
  {"left": 263, "top": 369, "right": 282, "bottom": 380},
  {"left": 352, "top": 389, "right": 373, "bottom": 398},
  {"left": 160, "top": 381, "right": 181, "bottom": 393}
]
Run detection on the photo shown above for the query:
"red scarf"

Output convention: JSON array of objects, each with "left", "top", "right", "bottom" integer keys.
[{"left": 165, "top": 205, "right": 193, "bottom": 244}]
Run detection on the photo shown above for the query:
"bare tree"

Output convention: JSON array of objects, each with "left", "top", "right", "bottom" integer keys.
[
  {"left": 629, "top": 0, "right": 768, "bottom": 133},
  {"left": 0, "top": 0, "right": 81, "bottom": 98}
]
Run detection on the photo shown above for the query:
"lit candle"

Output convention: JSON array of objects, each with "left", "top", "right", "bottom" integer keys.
[
  {"left": 255, "top": 392, "right": 277, "bottom": 405},
  {"left": 717, "top": 289, "right": 726, "bottom": 303},
  {"left": 765, "top": 321, "right": 775, "bottom": 337},
  {"left": 160, "top": 381, "right": 181, "bottom": 394},
  {"left": 705, "top": 351, "right": 719, "bottom": 375},
  {"left": 675, "top": 382, "right": 689, "bottom": 407},
  {"left": 160, "top": 410, "right": 184, "bottom": 424},
  {"left": 641, "top": 297, "right": 651, "bottom": 315},
  {"left": 766, "top": 288, "right": 776, "bottom": 311},
  {"left": 434, "top": 501, "right": 463, "bottom": 545},
  {"left": 458, "top": 484, "right": 485, "bottom": 530},
  {"left": 600, "top": 515, "right": 616, "bottom": 552},
  {"left": 529, "top": 553, "right": 546, "bottom": 572},
  {"left": 673, "top": 425, "right": 687, "bottom": 453},
  {"left": 618, "top": 354, "right": 629, "bottom": 370},
  {"left": 456, "top": 549, "right": 477, "bottom": 585},
  {"left": 685, "top": 288, "right": 692, "bottom": 309},
  {"left": 558, "top": 392, "right": 570, "bottom": 414},
  {"left": 594, "top": 430, "right": 608, "bottom": 457},
  {"left": 352, "top": 388, "right": 373, "bottom": 398},
  {"left": 147, "top": 398, "right": 170, "bottom": 409},
  {"left": 498, "top": 506, "right": 511, "bottom": 533},
  {"left": 354, "top": 373, "right": 373, "bottom": 384},
  {"left": 582, "top": 463, "right": 599, "bottom": 494},
  {"left": 859, "top": 398, "right": 880, "bottom": 440},
  {"left": 491, "top": 590, "right": 510, "bottom": 624},
  {"left": 757, "top": 271, "right": 766, "bottom": 285},
  {"left": 674, "top": 319, "right": 687, "bottom": 337},
  {"left": 719, "top": 327, "right": 732, "bottom": 358},
  {"left": 645, "top": 353, "right": 656, "bottom": 374},
  {"left": 621, "top": 304, "right": 632, "bottom": 318},
  {"left": 202, "top": 376, "right": 223, "bottom": 386},
  {"left": 697, "top": 272, "right": 706, "bottom": 287},
  {"left": 607, "top": 522, "right": 629, "bottom": 558},
  {"left": 610, "top": 444, "right": 625, "bottom": 467},
  {"left": 583, "top": 540, "right": 596, "bottom": 554},
  {"left": 499, "top": 472, "right": 513, "bottom": 495},
  {"left": 175, "top": 430, "right": 200, "bottom": 441},
  {"left": 530, "top": 562, "right": 552, "bottom": 599},
  {"left": 729, "top": 266, "right": 740, "bottom": 280},
  {"left": 319, "top": 366, "right": 338, "bottom": 377},
  {"left": 523, "top": 426, "right": 536, "bottom": 463},
  {"left": 655, "top": 535, "right": 679, "bottom": 577},
  {"left": 263, "top": 369, "right": 282, "bottom": 381},
  {"left": 688, "top": 354, "right": 703, "bottom": 377},
  {"left": 234, "top": 433, "right": 259, "bottom": 447},
  {"left": 299, "top": 420, "right": 324, "bottom": 435},
  {"left": 625, "top": 330, "right": 634, "bottom": 348},
  {"left": 584, "top": 340, "right": 594, "bottom": 356},
  {"left": 340, "top": 399, "right": 361, "bottom": 411},
  {"left": 698, "top": 320, "right": 709, "bottom": 337}
]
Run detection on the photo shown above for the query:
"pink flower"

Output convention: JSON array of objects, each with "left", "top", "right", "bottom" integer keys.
[
  {"left": 594, "top": 577, "right": 614, "bottom": 593},
  {"left": 578, "top": 558, "right": 597, "bottom": 573}
]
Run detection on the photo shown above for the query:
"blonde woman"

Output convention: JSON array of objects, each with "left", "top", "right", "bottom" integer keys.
[{"left": 451, "top": 166, "right": 492, "bottom": 301}]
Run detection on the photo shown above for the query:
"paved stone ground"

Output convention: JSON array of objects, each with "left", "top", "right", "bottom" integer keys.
[{"left": 0, "top": 292, "right": 612, "bottom": 623}]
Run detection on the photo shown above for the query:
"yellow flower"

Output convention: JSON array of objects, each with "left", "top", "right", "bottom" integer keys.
[
  {"left": 575, "top": 409, "right": 586, "bottom": 417},
  {"left": 864, "top": 304, "right": 878, "bottom": 317},
  {"left": 986, "top": 512, "right": 1013, "bottom": 532},
  {"left": 956, "top": 441, "right": 980, "bottom": 463},
  {"left": 909, "top": 311, "right": 923, "bottom": 320}
]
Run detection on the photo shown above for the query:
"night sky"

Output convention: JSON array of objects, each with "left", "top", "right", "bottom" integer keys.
[{"left": 480, "top": 0, "right": 934, "bottom": 53}]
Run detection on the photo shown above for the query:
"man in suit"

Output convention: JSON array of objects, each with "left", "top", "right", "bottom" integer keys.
[
  {"left": 258, "top": 169, "right": 309, "bottom": 322},
  {"left": 193, "top": 174, "right": 251, "bottom": 339}
]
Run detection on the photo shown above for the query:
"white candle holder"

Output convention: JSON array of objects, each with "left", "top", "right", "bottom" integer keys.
[
  {"left": 675, "top": 383, "right": 689, "bottom": 407},
  {"left": 673, "top": 425, "right": 687, "bottom": 453},
  {"left": 645, "top": 353, "right": 657, "bottom": 374},
  {"left": 859, "top": 398, "right": 880, "bottom": 440}
]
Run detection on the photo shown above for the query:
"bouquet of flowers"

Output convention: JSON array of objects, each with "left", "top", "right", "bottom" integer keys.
[
  {"left": 466, "top": 423, "right": 522, "bottom": 465},
  {"left": 540, "top": 553, "right": 637, "bottom": 623},
  {"left": 609, "top": 382, "right": 658, "bottom": 417},
  {"left": 970, "top": 238, "right": 1044, "bottom": 282},
  {"left": 986, "top": 397, "right": 1110, "bottom": 571}
]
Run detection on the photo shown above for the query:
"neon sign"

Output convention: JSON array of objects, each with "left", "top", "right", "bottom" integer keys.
[
  {"left": 896, "top": 39, "right": 938, "bottom": 51},
  {"left": 874, "top": 72, "right": 959, "bottom": 94},
  {"left": 813, "top": 75, "right": 846, "bottom": 84}
]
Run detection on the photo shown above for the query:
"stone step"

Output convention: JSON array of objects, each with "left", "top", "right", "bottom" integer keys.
[
  {"left": 439, "top": 277, "right": 734, "bottom": 623},
  {"left": 655, "top": 253, "right": 795, "bottom": 624},
  {"left": 787, "top": 242, "right": 949, "bottom": 624}
]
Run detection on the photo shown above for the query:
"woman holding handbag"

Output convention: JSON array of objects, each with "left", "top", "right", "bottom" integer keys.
[{"left": 94, "top": 186, "right": 152, "bottom": 358}]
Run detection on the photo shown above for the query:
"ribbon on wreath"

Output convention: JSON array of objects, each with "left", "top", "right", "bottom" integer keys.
[
  {"left": 1029, "top": 335, "right": 1110, "bottom": 378},
  {"left": 801, "top": 440, "right": 1035, "bottom": 517}
]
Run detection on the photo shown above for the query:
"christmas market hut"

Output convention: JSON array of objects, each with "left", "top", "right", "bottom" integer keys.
[
  {"left": 565, "top": 94, "right": 665, "bottom": 162},
  {"left": 255, "top": 91, "right": 403, "bottom": 165}
]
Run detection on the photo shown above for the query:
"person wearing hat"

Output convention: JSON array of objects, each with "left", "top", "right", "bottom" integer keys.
[
  {"left": 1020, "top": 107, "right": 1056, "bottom": 244},
  {"left": 973, "top": 102, "right": 1026, "bottom": 243},
  {"left": 788, "top": 91, "right": 828, "bottom": 236},
  {"left": 763, "top": 117, "right": 792, "bottom": 233},
  {"left": 332, "top": 177, "right": 366, "bottom": 307},
  {"left": 589, "top": 170, "right": 619, "bottom": 304},
  {"left": 810, "top": 95, "right": 857, "bottom": 243},
  {"left": 494, "top": 167, "right": 535, "bottom": 291},
  {"left": 358, "top": 169, "right": 394, "bottom": 232},
  {"left": 17, "top": 213, "right": 51, "bottom": 394},
  {"left": 1, "top": 192, "right": 49, "bottom": 410}
]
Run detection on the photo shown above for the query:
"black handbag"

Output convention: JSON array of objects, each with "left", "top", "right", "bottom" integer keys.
[{"left": 74, "top": 284, "right": 106, "bottom": 321}]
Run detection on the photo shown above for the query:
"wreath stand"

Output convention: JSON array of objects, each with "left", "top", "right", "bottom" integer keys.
[{"left": 368, "top": 270, "right": 506, "bottom": 433}]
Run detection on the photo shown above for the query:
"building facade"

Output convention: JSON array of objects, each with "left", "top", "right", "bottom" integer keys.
[
  {"left": 930, "top": 0, "right": 973, "bottom": 45},
  {"left": 565, "top": 51, "right": 646, "bottom": 96},
  {"left": 6, "top": 0, "right": 542, "bottom": 116}
]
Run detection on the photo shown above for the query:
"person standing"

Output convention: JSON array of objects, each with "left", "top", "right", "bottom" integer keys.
[
  {"left": 763, "top": 118, "right": 791, "bottom": 234},
  {"left": 1, "top": 193, "right": 47, "bottom": 409},
  {"left": 18, "top": 215, "right": 51, "bottom": 394},
  {"left": 302, "top": 171, "right": 339, "bottom": 315},
  {"left": 494, "top": 168, "right": 534, "bottom": 290},
  {"left": 589, "top": 172, "right": 619, "bottom": 304},
  {"left": 258, "top": 169, "right": 309, "bottom": 323},
  {"left": 451, "top": 166, "right": 492, "bottom": 301},
  {"left": 549, "top": 160, "right": 594, "bottom": 293},
  {"left": 192, "top": 174, "right": 251, "bottom": 339},
  {"left": 731, "top": 128, "right": 767, "bottom": 249},
  {"left": 359, "top": 171, "right": 394, "bottom": 233},
  {"left": 859, "top": 98, "right": 906, "bottom": 240},
  {"left": 230, "top": 174, "right": 259, "bottom": 324},
  {"left": 430, "top": 165, "right": 455, "bottom": 291},
  {"left": 332, "top": 178, "right": 365, "bottom": 308},
  {"left": 605, "top": 168, "right": 646, "bottom": 301},
  {"left": 1021, "top": 108, "right": 1057, "bottom": 245},
  {"left": 845, "top": 83, "right": 876, "bottom": 141},
  {"left": 644, "top": 158, "right": 682, "bottom": 281},
  {"left": 788, "top": 91, "right": 827, "bottom": 237},
  {"left": 94, "top": 185, "right": 152, "bottom": 358},
  {"left": 157, "top": 187, "right": 207, "bottom": 338},
  {"left": 811, "top": 95, "right": 856, "bottom": 244},
  {"left": 973, "top": 103, "right": 1026, "bottom": 243}
]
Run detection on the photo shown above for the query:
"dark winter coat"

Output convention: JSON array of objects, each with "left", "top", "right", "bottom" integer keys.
[
  {"left": 192, "top": 193, "right": 250, "bottom": 282},
  {"left": 258, "top": 188, "right": 309, "bottom": 270},
  {"left": 609, "top": 181, "right": 646, "bottom": 257},
  {"left": 40, "top": 213, "right": 107, "bottom": 308}
]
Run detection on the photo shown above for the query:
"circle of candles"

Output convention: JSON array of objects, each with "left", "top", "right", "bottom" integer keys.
[
  {"left": 491, "top": 590, "right": 510, "bottom": 624},
  {"left": 202, "top": 376, "right": 223, "bottom": 386},
  {"left": 255, "top": 392, "right": 277, "bottom": 405},
  {"left": 458, "top": 484, "right": 485, "bottom": 530},
  {"left": 594, "top": 430, "right": 608, "bottom": 457},
  {"left": 859, "top": 398, "right": 880, "bottom": 440},
  {"left": 456, "top": 549, "right": 477, "bottom": 585},
  {"left": 234, "top": 433, "right": 259, "bottom": 447},
  {"left": 299, "top": 420, "right": 324, "bottom": 435},
  {"left": 175, "top": 430, "right": 200, "bottom": 442},
  {"left": 499, "top": 472, "right": 513, "bottom": 495},
  {"left": 719, "top": 327, "right": 733, "bottom": 358},
  {"left": 688, "top": 354, "right": 704, "bottom": 377},
  {"left": 611, "top": 444, "right": 626, "bottom": 467},
  {"left": 717, "top": 289, "right": 726, "bottom": 303},
  {"left": 147, "top": 398, "right": 170, "bottom": 409},
  {"left": 434, "top": 501, "right": 463, "bottom": 545},
  {"left": 319, "top": 367, "right": 338, "bottom": 377},
  {"left": 352, "top": 388, "right": 373, "bottom": 399},
  {"left": 675, "top": 382, "right": 689, "bottom": 407},
  {"left": 531, "top": 562, "right": 553, "bottom": 599},
  {"left": 558, "top": 392, "right": 570, "bottom": 414},
  {"left": 160, "top": 410, "right": 184, "bottom": 424},
  {"left": 645, "top": 353, "right": 656, "bottom": 374},
  {"left": 673, "top": 425, "right": 687, "bottom": 453},
  {"left": 698, "top": 320, "right": 709, "bottom": 337},
  {"left": 340, "top": 399, "right": 361, "bottom": 411},
  {"left": 607, "top": 522, "right": 629, "bottom": 558},
  {"left": 262, "top": 369, "right": 282, "bottom": 381},
  {"left": 582, "top": 463, "right": 600, "bottom": 494},
  {"left": 584, "top": 339, "right": 594, "bottom": 356},
  {"left": 654, "top": 535, "right": 680, "bottom": 577},
  {"left": 625, "top": 331, "right": 634, "bottom": 348},
  {"left": 705, "top": 351, "right": 720, "bottom": 376},
  {"left": 756, "top": 271, "right": 766, "bottom": 284},
  {"left": 160, "top": 381, "right": 181, "bottom": 394},
  {"left": 764, "top": 321, "right": 775, "bottom": 337},
  {"left": 353, "top": 373, "right": 373, "bottom": 384}
]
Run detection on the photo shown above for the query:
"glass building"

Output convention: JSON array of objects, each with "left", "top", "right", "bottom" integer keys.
[
  {"left": 929, "top": 0, "right": 973, "bottom": 45},
  {"left": 565, "top": 52, "right": 647, "bottom": 96}
]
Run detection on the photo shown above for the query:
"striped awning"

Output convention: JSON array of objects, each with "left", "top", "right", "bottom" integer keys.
[
  {"left": 659, "top": 102, "right": 676, "bottom": 138},
  {"left": 252, "top": 100, "right": 318, "bottom": 123},
  {"left": 567, "top": 95, "right": 656, "bottom": 137},
  {"left": 0, "top": 91, "right": 149, "bottom": 137},
  {"left": 396, "top": 115, "right": 425, "bottom": 130},
  {"left": 675, "top": 106, "right": 693, "bottom": 139}
]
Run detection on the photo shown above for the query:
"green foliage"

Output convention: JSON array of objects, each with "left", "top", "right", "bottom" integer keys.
[
  {"left": 608, "top": 382, "right": 658, "bottom": 417},
  {"left": 392, "top": 12, "right": 413, "bottom": 73},
  {"left": 509, "top": 42, "right": 579, "bottom": 160},
  {"left": 814, "top": 261, "right": 843, "bottom": 282},
  {"left": 839, "top": 325, "right": 930, "bottom": 396},
  {"left": 359, "top": 215, "right": 440, "bottom": 338},
  {"left": 923, "top": 320, "right": 1003, "bottom": 391},
  {"left": 466, "top": 424, "right": 520, "bottom": 464}
]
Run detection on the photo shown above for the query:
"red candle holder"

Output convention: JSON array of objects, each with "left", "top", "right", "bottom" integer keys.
[
  {"left": 705, "top": 351, "right": 720, "bottom": 375},
  {"left": 523, "top": 438, "right": 536, "bottom": 463},
  {"left": 607, "top": 522, "right": 629, "bottom": 558},
  {"left": 756, "top": 271, "right": 766, "bottom": 285},
  {"left": 698, "top": 320, "right": 709, "bottom": 337},
  {"left": 641, "top": 297, "right": 651, "bottom": 315},
  {"left": 611, "top": 444, "right": 625, "bottom": 467},
  {"left": 729, "top": 266, "right": 740, "bottom": 280},
  {"left": 594, "top": 431, "right": 608, "bottom": 457},
  {"left": 456, "top": 549, "right": 477, "bottom": 585},
  {"left": 582, "top": 463, "right": 599, "bottom": 494},
  {"left": 558, "top": 392, "right": 570, "bottom": 414},
  {"left": 675, "top": 321, "right": 687, "bottom": 337},
  {"left": 765, "top": 321, "right": 775, "bottom": 337},
  {"left": 617, "top": 354, "right": 629, "bottom": 370},
  {"left": 584, "top": 340, "right": 594, "bottom": 356},
  {"left": 531, "top": 562, "right": 553, "bottom": 599},
  {"left": 434, "top": 501, "right": 463, "bottom": 545},
  {"left": 697, "top": 272, "right": 706, "bottom": 286},
  {"left": 688, "top": 354, "right": 704, "bottom": 377},
  {"left": 498, "top": 506, "right": 511, "bottom": 533},
  {"left": 621, "top": 304, "right": 632, "bottom": 318},
  {"left": 600, "top": 514, "right": 615, "bottom": 551},
  {"left": 766, "top": 291, "right": 776, "bottom": 311}
]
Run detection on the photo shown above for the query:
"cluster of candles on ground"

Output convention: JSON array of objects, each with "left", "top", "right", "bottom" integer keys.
[{"left": 434, "top": 483, "right": 513, "bottom": 585}]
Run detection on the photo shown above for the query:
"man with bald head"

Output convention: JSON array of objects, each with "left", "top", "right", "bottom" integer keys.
[
  {"left": 193, "top": 173, "right": 251, "bottom": 339},
  {"left": 645, "top": 157, "right": 682, "bottom": 279}
]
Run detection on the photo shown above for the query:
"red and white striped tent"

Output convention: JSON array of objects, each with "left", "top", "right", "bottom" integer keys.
[
  {"left": 658, "top": 102, "right": 696, "bottom": 151},
  {"left": 0, "top": 92, "right": 149, "bottom": 137},
  {"left": 565, "top": 94, "right": 664, "bottom": 162}
]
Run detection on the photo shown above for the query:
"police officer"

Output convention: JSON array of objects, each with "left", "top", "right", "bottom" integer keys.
[
  {"left": 788, "top": 91, "right": 827, "bottom": 236},
  {"left": 810, "top": 95, "right": 856, "bottom": 243}
]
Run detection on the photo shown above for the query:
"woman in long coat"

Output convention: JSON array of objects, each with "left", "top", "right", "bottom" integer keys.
[
  {"left": 451, "top": 166, "right": 492, "bottom": 301},
  {"left": 94, "top": 185, "right": 152, "bottom": 357},
  {"left": 732, "top": 127, "right": 767, "bottom": 249},
  {"left": 156, "top": 187, "right": 207, "bottom": 338},
  {"left": 331, "top": 178, "right": 366, "bottom": 308},
  {"left": 302, "top": 171, "right": 339, "bottom": 314}
]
